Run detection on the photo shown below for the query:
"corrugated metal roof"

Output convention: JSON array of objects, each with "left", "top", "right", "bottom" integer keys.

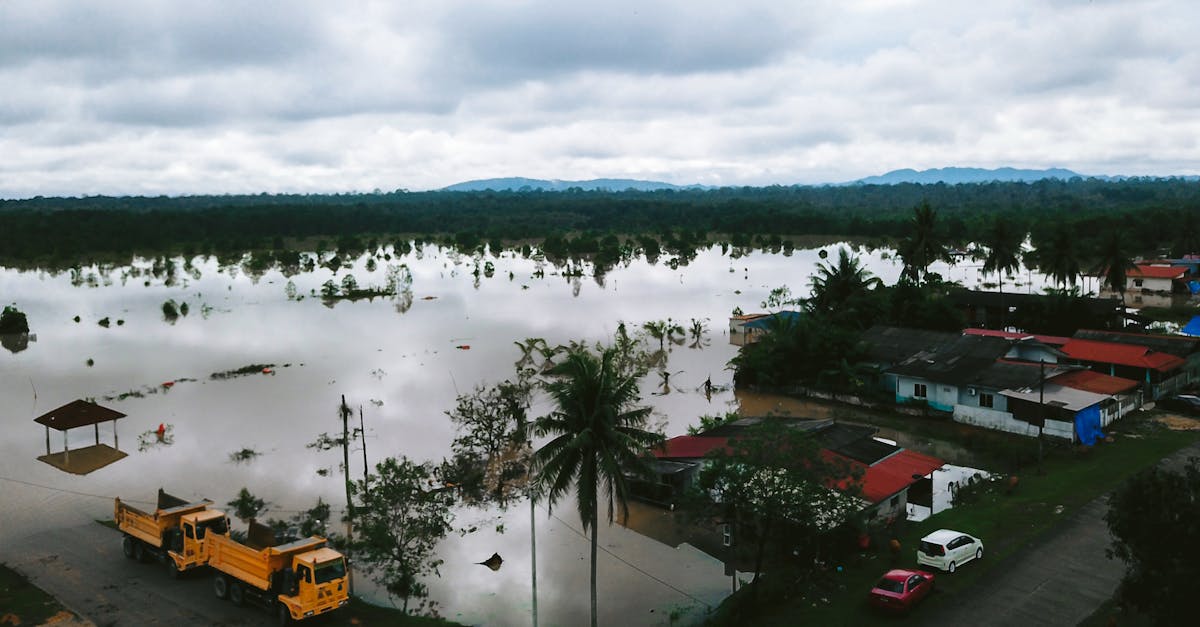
[
  {"left": 34, "top": 399, "right": 126, "bottom": 431},
  {"left": 963, "top": 328, "right": 1071, "bottom": 346},
  {"left": 1072, "top": 329, "right": 1200, "bottom": 358},
  {"left": 838, "top": 449, "right": 944, "bottom": 504},
  {"left": 1000, "top": 383, "right": 1108, "bottom": 412},
  {"left": 1051, "top": 369, "right": 1140, "bottom": 395},
  {"left": 860, "top": 325, "right": 959, "bottom": 365},
  {"left": 1128, "top": 265, "right": 1188, "bottom": 279},
  {"left": 887, "top": 335, "right": 1014, "bottom": 386},
  {"left": 652, "top": 436, "right": 731, "bottom": 459},
  {"left": 1060, "top": 339, "right": 1185, "bottom": 372}
]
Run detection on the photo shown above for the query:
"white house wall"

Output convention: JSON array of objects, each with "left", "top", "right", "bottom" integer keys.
[{"left": 953, "top": 404, "right": 1074, "bottom": 440}]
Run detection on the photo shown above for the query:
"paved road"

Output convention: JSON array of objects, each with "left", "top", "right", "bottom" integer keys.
[
  {"left": 916, "top": 439, "right": 1200, "bottom": 627},
  {"left": 0, "top": 522, "right": 275, "bottom": 626}
]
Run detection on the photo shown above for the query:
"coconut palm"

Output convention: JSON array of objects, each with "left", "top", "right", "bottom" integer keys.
[
  {"left": 981, "top": 217, "right": 1025, "bottom": 297},
  {"left": 1031, "top": 224, "right": 1082, "bottom": 289},
  {"left": 1094, "top": 231, "right": 1138, "bottom": 305},
  {"left": 807, "top": 247, "right": 882, "bottom": 317},
  {"left": 897, "top": 201, "right": 949, "bottom": 286},
  {"left": 531, "top": 346, "right": 662, "bottom": 627}
]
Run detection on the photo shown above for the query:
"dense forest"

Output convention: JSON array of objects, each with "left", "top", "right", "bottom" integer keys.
[{"left": 1, "top": 178, "right": 1198, "bottom": 267}]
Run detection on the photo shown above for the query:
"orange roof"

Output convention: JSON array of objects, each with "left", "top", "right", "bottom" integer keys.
[
  {"left": 962, "top": 328, "right": 1071, "bottom": 346},
  {"left": 1051, "top": 369, "right": 1139, "bottom": 395},
  {"left": 1060, "top": 339, "right": 1185, "bottom": 372},
  {"left": 652, "top": 436, "right": 731, "bottom": 459},
  {"left": 1128, "top": 265, "right": 1188, "bottom": 279}
]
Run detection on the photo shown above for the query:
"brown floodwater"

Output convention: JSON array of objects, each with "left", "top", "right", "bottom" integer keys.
[{"left": 0, "top": 243, "right": 1049, "bottom": 625}]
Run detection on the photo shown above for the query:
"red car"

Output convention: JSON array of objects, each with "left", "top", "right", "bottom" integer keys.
[{"left": 867, "top": 568, "right": 936, "bottom": 613}]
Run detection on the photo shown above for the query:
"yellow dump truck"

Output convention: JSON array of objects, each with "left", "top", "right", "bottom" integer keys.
[
  {"left": 114, "top": 488, "right": 230, "bottom": 577},
  {"left": 207, "top": 520, "right": 350, "bottom": 624}
]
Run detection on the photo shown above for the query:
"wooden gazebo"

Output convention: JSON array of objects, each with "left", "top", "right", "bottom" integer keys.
[{"left": 34, "top": 399, "right": 128, "bottom": 474}]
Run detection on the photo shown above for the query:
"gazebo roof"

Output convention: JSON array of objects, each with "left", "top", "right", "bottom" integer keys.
[{"left": 34, "top": 399, "right": 126, "bottom": 431}]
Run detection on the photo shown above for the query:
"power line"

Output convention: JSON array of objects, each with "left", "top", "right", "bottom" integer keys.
[{"left": 539, "top": 504, "right": 713, "bottom": 611}]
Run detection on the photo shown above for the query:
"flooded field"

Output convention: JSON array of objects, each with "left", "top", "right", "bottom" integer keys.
[{"left": 0, "top": 243, "right": 1052, "bottom": 625}]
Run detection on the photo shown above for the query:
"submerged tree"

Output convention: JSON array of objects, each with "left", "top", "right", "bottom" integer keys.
[
  {"left": 896, "top": 201, "right": 949, "bottom": 286},
  {"left": 531, "top": 345, "right": 663, "bottom": 627},
  {"left": 980, "top": 216, "right": 1026, "bottom": 327},
  {"left": 1031, "top": 223, "right": 1082, "bottom": 290},
  {"left": 351, "top": 456, "right": 455, "bottom": 615},
  {"left": 1094, "top": 231, "right": 1138, "bottom": 305},
  {"left": 806, "top": 247, "right": 882, "bottom": 324}
]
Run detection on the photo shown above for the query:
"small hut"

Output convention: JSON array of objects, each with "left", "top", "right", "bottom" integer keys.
[{"left": 34, "top": 399, "right": 128, "bottom": 474}]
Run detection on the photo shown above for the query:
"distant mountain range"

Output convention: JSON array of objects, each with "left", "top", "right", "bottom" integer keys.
[
  {"left": 441, "top": 177, "right": 708, "bottom": 192},
  {"left": 440, "top": 168, "right": 1196, "bottom": 192},
  {"left": 848, "top": 167, "right": 1086, "bottom": 185}
]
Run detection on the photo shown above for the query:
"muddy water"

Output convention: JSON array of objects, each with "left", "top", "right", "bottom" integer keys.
[{"left": 0, "top": 244, "right": 1051, "bottom": 625}]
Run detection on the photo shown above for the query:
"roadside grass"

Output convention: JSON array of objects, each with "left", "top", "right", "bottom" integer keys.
[
  {"left": 0, "top": 562, "right": 72, "bottom": 625},
  {"left": 706, "top": 414, "right": 1198, "bottom": 626}
]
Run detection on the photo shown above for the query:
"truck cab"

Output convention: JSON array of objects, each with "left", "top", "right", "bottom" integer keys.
[
  {"left": 173, "top": 510, "right": 230, "bottom": 572},
  {"left": 277, "top": 547, "right": 350, "bottom": 621}
]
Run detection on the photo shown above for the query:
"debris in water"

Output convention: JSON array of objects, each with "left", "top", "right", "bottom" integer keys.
[
  {"left": 210, "top": 364, "right": 276, "bottom": 380},
  {"left": 261, "top": 367, "right": 273, "bottom": 375},
  {"left": 477, "top": 553, "right": 503, "bottom": 571},
  {"left": 370, "top": 399, "right": 384, "bottom": 407},
  {"left": 229, "top": 448, "right": 262, "bottom": 464},
  {"left": 137, "top": 424, "right": 175, "bottom": 451},
  {"left": 421, "top": 295, "right": 438, "bottom": 300},
  {"left": 456, "top": 345, "right": 471, "bottom": 350},
  {"left": 162, "top": 381, "right": 175, "bottom": 388}
]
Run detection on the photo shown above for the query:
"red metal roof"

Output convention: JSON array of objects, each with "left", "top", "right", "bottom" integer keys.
[
  {"left": 1128, "top": 265, "right": 1188, "bottom": 279},
  {"left": 652, "top": 435, "right": 731, "bottom": 459},
  {"left": 1050, "top": 369, "right": 1140, "bottom": 395},
  {"left": 1060, "top": 339, "right": 1185, "bottom": 372},
  {"left": 963, "top": 328, "right": 1070, "bottom": 346},
  {"left": 829, "top": 449, "right": 944, "bottom": 504}
]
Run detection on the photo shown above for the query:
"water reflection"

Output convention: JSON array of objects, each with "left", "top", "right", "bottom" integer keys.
[{"left": 0, "top": 243, "right": 1056, "bottom": 624}]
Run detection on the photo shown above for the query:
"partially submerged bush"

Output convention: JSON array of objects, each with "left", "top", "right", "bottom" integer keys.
[{"left": 0, "top": 305, "right": 29, "bottom": 334}]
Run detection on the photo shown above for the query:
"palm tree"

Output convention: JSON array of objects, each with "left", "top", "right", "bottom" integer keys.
[
  {"left": 807, "top": 247, "right": 882, "bottom": 317},
  {"left": 1032, "top": 224, "right": 1081, "bottom": 290},
  {"left": 531, "top": 346, "right": 662, "bottom": 627},
  {"left": 1094, "top": 231, "right": 1138, "bottom": 305},
  {"left": 979, "top": 216, "right": 1025, "bottom": 329},
  {"left": 897, "top": 201, "right": 948, "bottom": 286}
]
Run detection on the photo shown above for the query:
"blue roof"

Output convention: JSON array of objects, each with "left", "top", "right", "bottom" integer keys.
[
  {"left": 1182, "top": 315, "right": 1200, "bottom": 337},
  {"left": 743, "top": 310, "right": 804, "bottom": 330}
]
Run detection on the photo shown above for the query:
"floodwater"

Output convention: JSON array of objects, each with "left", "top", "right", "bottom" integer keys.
[{"left": 0, "top": 243, "right": 1053, "bottom": 626}]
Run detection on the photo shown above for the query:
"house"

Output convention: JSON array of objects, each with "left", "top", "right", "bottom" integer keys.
[
  {"left": 1091, "top": 264, "right": 1193, "bottom": 308},
  {"left": 948, "top": 360, "right": 1074, "bottom": 437},
  {"left": 948, "top": 289, "right": 1121, "bottom": 330},
  {"left": 1000, "top": 383, "right": 1114, "bottom": 445},
  {"left": 1058, "top": 338, "right": 1186, "bottom": 399},
  {"left": 1072, "top": 329, "right": 1200, "bottom": 389},
  {"left": 727, "top": 310, "right": 803, "bottom": 346},
  {"left": 962, "top": 327, "right": 1071, "bottom": 347},
  {"left": 643, "top": 418, "right": 944, "bottom": 521},
  {"left": 888, "top": 335, "right": 1062, "bottom": 412},
  {"left": 859, "top": 326, "right": 959, "bottom": 393},
  {"left": 1049, "top": 369, "right": 1142, "bottom": 426}
]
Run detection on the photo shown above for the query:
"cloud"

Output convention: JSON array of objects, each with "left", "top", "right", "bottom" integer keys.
[{"left": 1, "top": 0, "right": 1198, "bottom": 197}]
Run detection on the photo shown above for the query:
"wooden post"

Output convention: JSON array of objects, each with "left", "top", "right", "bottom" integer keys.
[
  {"left": 95, "top": 423, "right": 100, "bottom": 445},
  {"left": 45, "top": 425, "right": 50, "bottom": 456},
  {"left": 63, "top": 430, "right": 70, "bottom": 463},
  {"left": 113, "top": 419, "right": 119, "bottom": 450}
]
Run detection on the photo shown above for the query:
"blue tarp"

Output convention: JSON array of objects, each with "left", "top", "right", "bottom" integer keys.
[
  {"left": 1188, "top": 280, "right": 1200, "bottom": 295},
  {"left": 1075, "top": 405, "right": 1105, "bottom": 446},
  {"left": 1182, "top": 315, "right": 1200, "bottom": 337}
]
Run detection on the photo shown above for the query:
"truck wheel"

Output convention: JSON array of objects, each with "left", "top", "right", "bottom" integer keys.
[
  {"left": 122, "top": 536, "right": 136, "bottom": 560},
  {"left": 166, "top": 558, "right": 182, "bottom": 579},
  {"left": 276, "top": 602, "right": 292, "bottom": 626},
  {"left": 213, "top": 574, "right": 229, "bottom": 600},
  {"left": 230, "top": 582, "right": 245, "bottom": 607},
  {"left": 132, "top": 541, "right": 146, "bottom": 563}
]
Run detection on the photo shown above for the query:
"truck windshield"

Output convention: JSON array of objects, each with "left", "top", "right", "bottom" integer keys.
[
  {"left": 314, "top": 559, "right": 346, "bottom": 584},
  {"left": 196, "top": 517, "right": 228, "bottom": 539}
]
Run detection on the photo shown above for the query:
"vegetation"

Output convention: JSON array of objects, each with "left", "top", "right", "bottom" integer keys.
[
  {"left": 1104, "top": 458, "right": 1200, "bottom": 627},
  {"left": 444, "top": 379, "right": 534, "bottom": 505},
  {"left": 350, "top": 456, "right": 456, "bottom": 615},
  {"left": 709, "top": 416, "right": 1198, "bottom": 625},
  {"left": 226, "top": 487, "right": 268, "bottom": 524},
  {"left": 683, "top": 419, "right": 862, "bottom": 604},
  {"left": 531, "top": 344, "right": 664, "bottom": 627},
  {"left": 1, "top": 179, "right": 1197, "bottom": 270},
  {"left": 0, "top": 563, "right": 71, "bottom": 625},
  {"left": 0, "top": 304, "right": 29, "bottom": 334}
]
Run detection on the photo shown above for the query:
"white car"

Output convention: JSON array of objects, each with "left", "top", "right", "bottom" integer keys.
[{"left": 916, "top": 529, "right": 983, "bottom": 573}]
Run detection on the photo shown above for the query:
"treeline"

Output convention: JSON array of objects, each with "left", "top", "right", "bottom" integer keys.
[{"left": 1, "top": 178, "right": 1198, "bottom": 266}]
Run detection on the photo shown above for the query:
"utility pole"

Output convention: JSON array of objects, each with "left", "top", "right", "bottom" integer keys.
[
  {"left": 358, "top": 404, "right": 370, "bottom": 490},
  {"left": 340, "top": 395, "right": 353, "bottom": 542},
  {"left": 1037, "top": 361, "right": 1045, "bottom": 475}
]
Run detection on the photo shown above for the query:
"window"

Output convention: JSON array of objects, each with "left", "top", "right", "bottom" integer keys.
[
  {"left": 299, "top": 565, "right": 312, "bottom": 584},
  {"left": 914, "top": 383, "right": 927, "bottom": 398},
  {"left": 979, "top": 393, "right": 994, "bottom": 408},
  {"left": 890, "top": 495, "right": 900, "bottom": 507},
  {"left": 185, "top": 524, "right": 194, "bottom": 539},
  {"left": 1134, "top": 279, "right": 1143, "bottom": 287}
]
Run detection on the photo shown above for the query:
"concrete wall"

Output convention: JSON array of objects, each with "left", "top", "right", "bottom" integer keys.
[
  {"left": 953, "top": 404, "right": 1074, "bottom": 440},
  {"left": 956, "top": 387, "right": 1009, "bottom": 412},
  {"left": 896, "top": 376, "right": 956, "bottom": 412}
]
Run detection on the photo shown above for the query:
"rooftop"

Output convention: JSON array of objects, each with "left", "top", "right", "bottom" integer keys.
[
  {"left": 1127, "top": 265, "right": 1188, "bottom": 280},
  {"left": 1060, "top": 339, "right": 1186, "bottom": 372},
  {"left": 1072, "top": 329, "right": 1200, "bottom": 358},
  {"left": 1001, "top": 382, "right": 1109, "bottom": 412},
  {"left": 887, "top": 335, "right": 1015, "bottom": 386},
  {"left": 963, "top": 327, "right": 1071, "bottom": 346},
  {"left": 34, "top": 399, "right": 126, "bottom": 431},
  {"left": 860, "top": 325, "right": 959, "bottom": 365},
  {"left": 1050, "top": 369, "right": 1140, "bottom": 395}
]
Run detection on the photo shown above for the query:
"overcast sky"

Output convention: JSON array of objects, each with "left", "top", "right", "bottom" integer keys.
[{"left": 2, "top": 0, "right": 1198, "bottom": 197}]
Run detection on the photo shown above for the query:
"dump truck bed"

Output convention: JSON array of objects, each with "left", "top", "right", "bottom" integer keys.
[
  {"left": 114, "top": 492, "right": 211, "bottom": 548},
  {"left": 208, "top": 533, "right": 327, "bottom": 592}
]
